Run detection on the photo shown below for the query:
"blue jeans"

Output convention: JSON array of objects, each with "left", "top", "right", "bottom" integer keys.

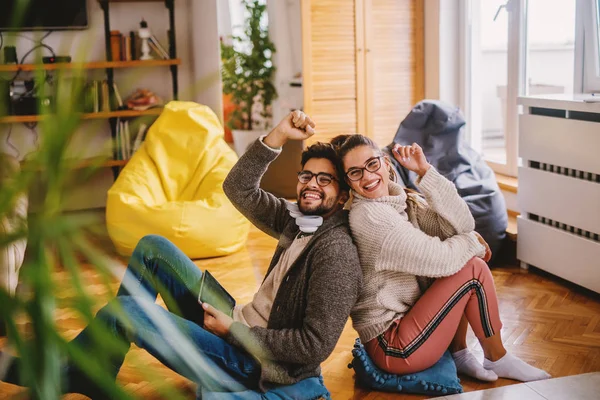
[
  {"left": 71, "top": 235, "right": 261, "bottom": 394},
  {"left": 199, "top": 375, "right": 331, "bottom": 399}
]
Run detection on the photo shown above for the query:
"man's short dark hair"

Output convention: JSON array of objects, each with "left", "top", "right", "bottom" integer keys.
[{"left": 301, "top": 142, "right": 349, "bottom": 191}]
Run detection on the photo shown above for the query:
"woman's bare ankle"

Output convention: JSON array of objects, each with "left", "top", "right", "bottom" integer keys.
[
  {"left": 483, "top": 347, "right": 507, "bottom": 362},
  {"left": 450, "top": 342, "right": 468, "bottom": 354},
  {"left": 480, "top": 334, "right": 507, "bottom": 361}
]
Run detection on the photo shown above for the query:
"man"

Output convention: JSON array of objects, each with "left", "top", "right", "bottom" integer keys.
[
  {"left": 0, "top": 111, "right": 362, "bottom": 397},
  {"left": 219, "top": 110, "right": 362, "bottom": 390}
]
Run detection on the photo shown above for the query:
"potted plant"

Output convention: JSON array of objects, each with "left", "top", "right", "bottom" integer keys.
[{"left": 220, "top": 0, "right": 277, "bottom": 156}]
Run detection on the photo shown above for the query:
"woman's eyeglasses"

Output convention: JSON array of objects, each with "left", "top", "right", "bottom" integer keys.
[
  {"left": 297, "top": 171, "right": 337, "bottom": 187},
  {"left": 345, "top": 156, "right": 383, "bottom": 181}
]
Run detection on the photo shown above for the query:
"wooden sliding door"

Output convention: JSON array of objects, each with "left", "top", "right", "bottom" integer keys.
[
  {"left": 302, "top": 0, "right": 424, "bottom": 145},
  {"left": 365, "top": 0, "right": 424, "bottom": 145},
  {"left": 302, "top": 0, "right": 364, "bottom": 143}
]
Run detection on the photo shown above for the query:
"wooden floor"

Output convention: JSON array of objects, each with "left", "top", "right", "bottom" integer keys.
[{"left": 2, "top": 226, "right": 600, "bottom": 399}]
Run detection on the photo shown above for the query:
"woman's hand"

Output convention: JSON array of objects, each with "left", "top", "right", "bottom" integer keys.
[
  {"left": 264, "top": 110, "right": 316, "bottom": 148},
  {"left": 392, "top": 143, "right": 431, "bottom": 177},
  {"left": 202, "top": 303, "right": 233, "bottom": 338},
  {"left": 474, "top": 232, "right": 492, "bottom": 263}
]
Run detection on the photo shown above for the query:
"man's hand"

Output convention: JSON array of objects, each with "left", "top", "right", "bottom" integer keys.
[
  {"left": 264, "top": 110, "right": 316, "bottom": 148},
  {"left": 474, "top": 232, "right": 492, "bottom": 263},
  {"left": 202, "top": 303, "right": 234, "bottom": 338},
  {"left": 392, "top": 143, "right": 431, "bottom": 177}
]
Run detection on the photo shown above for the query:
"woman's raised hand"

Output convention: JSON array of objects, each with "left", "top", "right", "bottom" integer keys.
[{"left": 392, "top": 143, "right": 431, "bottom": 177}]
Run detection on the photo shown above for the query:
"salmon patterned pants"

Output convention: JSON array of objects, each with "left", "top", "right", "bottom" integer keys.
[{"left": 365, "top": 257, "right": 502, "bottom": 374}]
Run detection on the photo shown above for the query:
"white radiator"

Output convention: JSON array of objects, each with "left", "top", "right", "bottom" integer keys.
[{"left": 517, "top": 95, "right": 600, "bottom": 293}]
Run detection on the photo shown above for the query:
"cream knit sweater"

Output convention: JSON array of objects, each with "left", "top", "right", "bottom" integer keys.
[{"left": 349, "top": 167, "right": 486, "bottom": 343}]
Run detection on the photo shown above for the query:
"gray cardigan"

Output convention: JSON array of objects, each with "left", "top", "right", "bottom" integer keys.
[{"left": 222, "top": 139, "right": 362, "bottom": 389}]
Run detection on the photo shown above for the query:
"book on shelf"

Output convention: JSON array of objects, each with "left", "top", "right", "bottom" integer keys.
[
  {"left": 118, "top": 120, "right": 128, "bottom": 160},
  {"left": 129, "top": 31, "right": 137, "bottom": 60},
  {"left": 147, "top": 40, "right": 162, "bottom": 60},
  {"left": 110, "top": 30, "right": 122, "bottom": 62},
  {"left": 119, "top": 121, "right": 124, "bottom": 160},
  {"left": 113, "top": 82, "right": 123, "bottom": 109},
  {"left": 119, "top": 122, "right": 124, "bottom": 157},
  {"left": 120, "top": 35, "right": 132, "bottom": 61},
  {"left": 148, "top": 40, "right": 168, "bottom": 60},
  {"left": 83, "top": 80, "right": 114, "bottom": 113},
  {"left": 149, "top": 35, "right": 169, "bottom": 59},
  {"left": 132, "top": 123, "right": 148, "bottom": 152},
  {"left": 114, "top": 119, "right": 146, "bottom": 161},
  {"left": 101, "top": 80, "right": 110, "bottom": 112},
  {"left": 83, "top": 81, "right": 98, "bottom": 113},
  {"left": 92, "top": 80, "right": 100, "bottom": 113},
  {"left": 115, "top": 119, "right": 122, "bottom": 160},
  {"left": 112, "top": 31, "right": 140, "bottom": 61},
  {"left": 126, "top": 36, "right": 132, "bottom": 61},
  {"left": 124, "top": 120, "right": 132, "bottom": 158}
]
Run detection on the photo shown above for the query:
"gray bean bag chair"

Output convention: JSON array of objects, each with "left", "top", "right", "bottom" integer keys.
[{"left": 383, "top": 100, "right": 507, "bottom": 261}]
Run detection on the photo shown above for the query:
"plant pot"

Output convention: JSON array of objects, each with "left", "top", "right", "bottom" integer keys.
[
  {"left": 232, "top": 129, "right": 267, "bottom": 157},
  {"left": 222, "top": 93, "right": 237, "bottom": 143}
]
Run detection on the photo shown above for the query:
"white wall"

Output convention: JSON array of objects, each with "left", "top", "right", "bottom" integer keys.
[
  {"left": 267, "top": 0, "right": 303, "bottom": 125},
  {"left": 0, "top": 0, "right": 221, "bottom": 210},
  {"left": 424, "top": 0, "right": 461, "bottom": 106},
  {"left": 191, "top": 0, "right": 223, "bottom": 120}
]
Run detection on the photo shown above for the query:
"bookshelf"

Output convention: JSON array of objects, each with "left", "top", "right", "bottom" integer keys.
[
  {"left": 74, "top": 159, "right": 129, "bottom": 169},
  {"left": 105, "top": 0, "right": 166, "bottom": 3},
  {"left": 0, "top": 59, "right": 180, "bottom": 73},
  {"left": 0, "top": 108, "right": 164, "bottom": 124},
  {"left": 22, "top": 158, "right": 129, "bottom": 171},
  {"left": 99, "top": 0, "right": 178, "bottom": 177},
  {"left": 0, "top": 1, "right": 179, "bottom": 177}
]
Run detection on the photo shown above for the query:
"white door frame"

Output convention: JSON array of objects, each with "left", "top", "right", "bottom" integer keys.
[
  {"left": 578, "top": 0, "right": 600, "bottom": 92},
  {"left": 505, "top": 0, "right": 526, "bottom": 177},
  {"left": 462, "top": 0, "right": 526, "bottom": 177}
]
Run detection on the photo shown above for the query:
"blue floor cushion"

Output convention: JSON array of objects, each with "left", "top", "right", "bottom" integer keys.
[
  {"left": 348, "top": 338, "right": 463, "bottom": 396},
  {"left": 198, "top": 375, "right": 331, "bottom": 399}
]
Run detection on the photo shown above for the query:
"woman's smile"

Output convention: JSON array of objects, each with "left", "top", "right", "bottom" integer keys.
[{"left": 362, "top": 178, "right": 382, "bottom": 192}]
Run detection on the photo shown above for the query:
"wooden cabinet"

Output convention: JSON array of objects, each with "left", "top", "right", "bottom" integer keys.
[{"left": 301, "top": 0, "right": 424, "bottom": 145}]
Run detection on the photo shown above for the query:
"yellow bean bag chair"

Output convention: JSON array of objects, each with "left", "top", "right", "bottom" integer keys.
[{"left": 106, "top": 101, "right": 249, "bottom": 259}]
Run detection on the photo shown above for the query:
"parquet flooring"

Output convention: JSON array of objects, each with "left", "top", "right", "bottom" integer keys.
[{"left": 1, "top": 225, "right": 600, "bottom": 399}]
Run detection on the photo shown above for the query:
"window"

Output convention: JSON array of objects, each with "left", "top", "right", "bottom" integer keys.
[
  {"left": 463, "top": 0, "right": 576, "bottom": 177},
  {"left": 580, "top": 0, "right": 600, "bottom": 92},
  {"left": 526, "top": 0, "right": 575, "bottom": 97}
]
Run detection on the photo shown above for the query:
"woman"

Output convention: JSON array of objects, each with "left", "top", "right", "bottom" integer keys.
[{"left": 333, "top": 134, "right": 550, "bottom": 382}]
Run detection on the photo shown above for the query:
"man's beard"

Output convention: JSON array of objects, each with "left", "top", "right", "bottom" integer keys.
[{"left": 297, "top": 192, "right": 338, "bottom": 216}]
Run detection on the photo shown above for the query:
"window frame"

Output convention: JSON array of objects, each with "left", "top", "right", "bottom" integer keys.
[
  {"left": 577, "top": 0, "right": 600, "bottom": 92},
  {"left": 461, "top": 0, "right": 526, "bottom": 177}
]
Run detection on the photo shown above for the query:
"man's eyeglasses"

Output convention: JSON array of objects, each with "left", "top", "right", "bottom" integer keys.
[
  {"left": 297, "top": 171, "right": 337, "bottom": 187},
  {"left": 345, "top": 156, "right": 383, "bottom": 181}
]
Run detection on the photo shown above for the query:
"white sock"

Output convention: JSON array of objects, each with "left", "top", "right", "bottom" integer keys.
[
  {"left": 452, "top": 348, "right": 498, "bottom": 382},
  {"left": 483, "top": 352, "right": 551, "bottom": 382}
]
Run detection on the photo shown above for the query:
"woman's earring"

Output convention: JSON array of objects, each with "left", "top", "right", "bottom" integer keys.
[
  {"left": 382, "top": 156, "right": 397, "bottom": 183},
  {"left": 388, "top": 166, "right": 397, "bottom": 183}
]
